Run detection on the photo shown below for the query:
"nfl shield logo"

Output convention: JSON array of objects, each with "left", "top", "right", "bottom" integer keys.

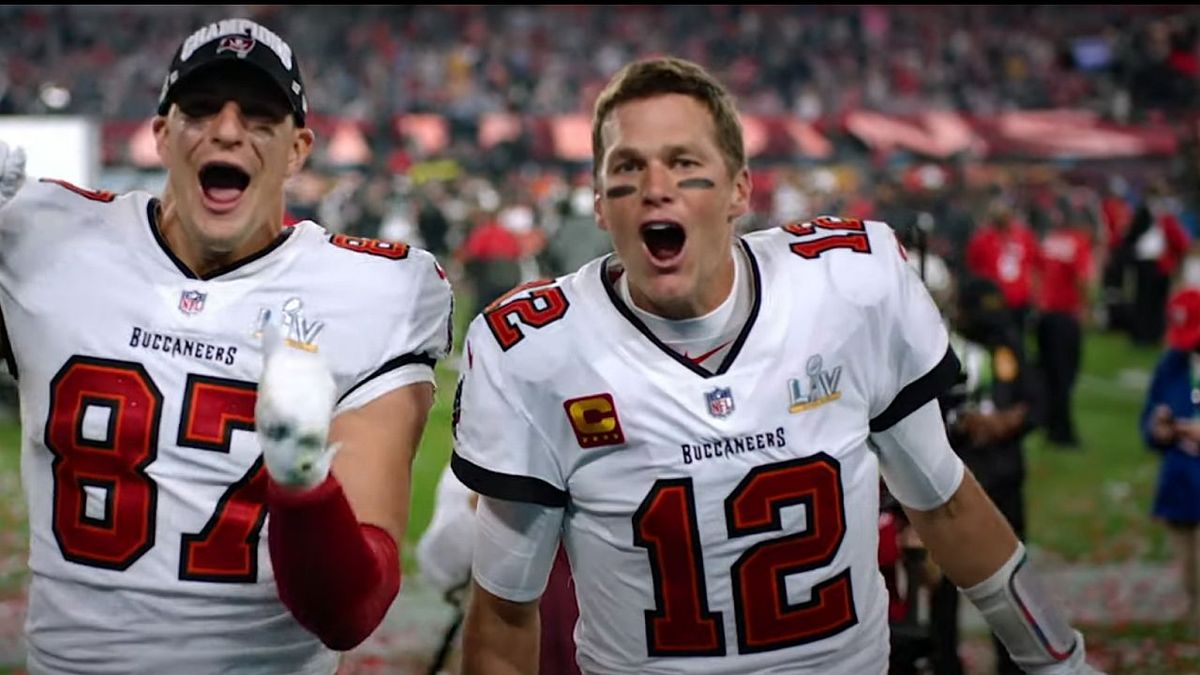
[
  {"left": 705, "top": 387, "right": 735, "bottom": 418},
  {"left": 179, "top": 290, "right": 206, "bottom": 315}
]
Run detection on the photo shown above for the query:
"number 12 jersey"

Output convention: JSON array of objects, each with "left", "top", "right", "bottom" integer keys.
[{"left": 453, "top": 218, "right": 958, "bottom": 674}]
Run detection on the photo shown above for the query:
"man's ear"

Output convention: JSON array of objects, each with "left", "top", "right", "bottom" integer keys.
[
  {"left": 152, "top": 115, "right": 170, "bottom": 164},
  {"left": 728, "top": 166, "right": 751, "bottom": 222},
  {"left": 287, "top": 127, "right": 315, "bottom": 177},
  {"left": 594, "top": 189, "right": 609, "bottom": 232}
]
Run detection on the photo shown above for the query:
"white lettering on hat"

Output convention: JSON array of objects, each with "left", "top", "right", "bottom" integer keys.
[{"left": 179, "top": 18, "right": 293, "bottom": 71}]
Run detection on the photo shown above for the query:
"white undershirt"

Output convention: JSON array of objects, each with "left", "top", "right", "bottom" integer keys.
[{"left": 617, "top": 245, "right": 754, "bottom": 373}]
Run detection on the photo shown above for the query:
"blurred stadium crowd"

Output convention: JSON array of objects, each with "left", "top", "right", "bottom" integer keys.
[
  {"left": 2, "top": 4, "right": 1200, "bottom": 391},
  {"left": 2, "top": 5, "right": 1197, "bottom": 120}
]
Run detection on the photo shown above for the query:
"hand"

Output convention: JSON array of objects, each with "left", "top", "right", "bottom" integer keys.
[
  {"left": 1151, "top": 404, "right": 1177, "bottom": 445},
  {"left": 255, "top": 321, "right": 339, "bottom": 489},
  {"left": 0, "top": 141, "right": 26, "bottom": 209},
  {"left": 958, "top": 410, "right": 999, "bottom": 447},
  {"left": 1174, "top": 419, "right": 1200, "bottom": 456}
]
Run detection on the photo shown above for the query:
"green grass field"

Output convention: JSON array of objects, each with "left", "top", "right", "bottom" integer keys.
[
  {"left": 0, "top": 327, "right": 1188, "bottom": 672},
  {"left": 1025, "top": 330, "right": 1167, "bottom": 564}
]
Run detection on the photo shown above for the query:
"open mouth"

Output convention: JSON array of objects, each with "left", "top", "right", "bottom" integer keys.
[
  {"left": 199, "top": 162, "right": 251, "bottom": 212},
  {"left": 640, "top": 220, "right": 686, "bottom": 263}
]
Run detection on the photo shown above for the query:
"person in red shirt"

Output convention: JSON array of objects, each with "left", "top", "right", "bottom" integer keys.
[
  {"left": 1099, "top": 181, "right": 1134, "bottom": 332},
  {"left": 1036, "top": 210, "right": 1095, "bottom": 448},
  {"left": 456, "top": 211, "right": 525, "bottom": 318},
  {"left": 966, "top": 197, "right": 1042, "bottom": 341}
]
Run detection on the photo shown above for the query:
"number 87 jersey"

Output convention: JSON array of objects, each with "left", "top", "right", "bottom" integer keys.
[
  {"left": 452, "top": 218, "right": 959, "bottom": 674},
  {"left": 0, "top": 182, "right": 452, "bottom": 672}
]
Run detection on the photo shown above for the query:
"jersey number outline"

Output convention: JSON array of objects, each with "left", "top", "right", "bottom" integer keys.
[
  {"left": 783, "top": 216, "right": 871, "bottom": 259},
  {"left": 633, "top": 455, "right": 855, "bottom": 657},
  {"left": 329, "top": 233, "right": 410, "bottom": 260},
  {"left": 46, "top": 356, "right": 267, "bottom": 582},
  {"left": 483, "top": 280, "right": 570, "bottom": 351}
]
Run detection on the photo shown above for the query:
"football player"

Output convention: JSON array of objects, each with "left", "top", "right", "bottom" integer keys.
[
  {"left": 452, "top": 56, "right": 1099, "bottom": 675},
  {"left": 0, "top": 16, "right": 451, "bottom": 674}
]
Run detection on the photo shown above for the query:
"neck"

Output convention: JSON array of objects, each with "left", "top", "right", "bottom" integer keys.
[
  {"left": 156, "top": 198, "right": 281, "bottom": 277},
  {"left": 628, "top": 251, "right": 737, "bottom": 320}
]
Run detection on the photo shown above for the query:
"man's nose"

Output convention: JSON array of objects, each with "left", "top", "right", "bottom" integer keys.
[
  {"left": 209, "top": 101, "right": 247, "bottom": 145},
  {"left": 641, "top": 161, "right": 674, "bottom": 205}
]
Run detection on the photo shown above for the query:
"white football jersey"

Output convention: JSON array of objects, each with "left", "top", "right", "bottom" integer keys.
[
  {"left": 452, "top": 217, "right": 957, "bottom": 674},
  {"left": 0, "top": 180, "right": 452, "bottom": 674}
]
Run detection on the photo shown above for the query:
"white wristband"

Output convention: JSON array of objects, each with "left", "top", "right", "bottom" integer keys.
[{"left": 963, "top": 542, "right": 1098, "bottom": 674}]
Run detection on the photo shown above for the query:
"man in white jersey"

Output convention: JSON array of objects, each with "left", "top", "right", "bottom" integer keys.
[
  {"left": 0, "top": 17, "right": 452, "bottom": 674},
  {"left": 451, "top": 57, "right": 1100, "bottom": 674}
]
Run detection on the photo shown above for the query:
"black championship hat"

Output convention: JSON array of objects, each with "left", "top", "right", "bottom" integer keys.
[{"left": 157, "top": 18, "right": 308, "bottom": 126}]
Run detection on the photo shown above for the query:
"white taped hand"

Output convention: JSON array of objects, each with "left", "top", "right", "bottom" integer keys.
[
  {"left": 255, "top": 319, "right": 339, "bottom": 489},
  {"left": 0, "top": 141, "right": 27, "bottom": 209}
]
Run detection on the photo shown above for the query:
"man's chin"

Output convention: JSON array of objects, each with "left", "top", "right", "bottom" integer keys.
[
  {"left": 189, "top": 214, "right": 257, "bottom": 252},
  {"left": 628, "top": 271, "right": 700, "bottom": 317}
]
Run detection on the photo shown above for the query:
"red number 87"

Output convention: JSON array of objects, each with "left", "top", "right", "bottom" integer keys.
[{"left": 46, "top": 356, "right": 266, "bottom": 582}]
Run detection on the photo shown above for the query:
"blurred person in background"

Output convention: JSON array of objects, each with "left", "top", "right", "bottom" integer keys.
[
  {"left": 966, "top": 195, "right": 1042, "bottom": 345},
  {"left": 1098, "top": 178, "right": 1134, "bottom": 332},
  {"left": 880, "top": 482, "right": 946, "bottom": 675},
  {"left": 456, "top": 203, "right": 524, "bottom": 319},
  {"left": 497, "top": 198, "right": 547, "bottom": 285},
  {"left": 1035, "top": 205, "right": 1095, "bottom": 449},
  {"left": 0, "top": 17, "right": 453, "bottom": 673},
  {"left": 417, "top": 182, "right": 452, "bottom": 261},
  {"left": 543, "top": 183, "right": 614, "bottom": 278},
  {"left": 1125, "top": 180, "right": 1191, "bottom": 346},
  {"left": 932, "top": 275, "right": 1044, "bottom": 675},
  {"left": 417, "top": 464, "right": 582, "bottom": 675},
  {"left": 1141, "top": 287, "right": 1200, "bottom": 637}
]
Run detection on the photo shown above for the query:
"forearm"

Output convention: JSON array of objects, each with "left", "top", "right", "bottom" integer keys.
[
  {"left": 268, "top": 475, "right": 401, "bottom": 650},
  {"left": 904, "top": 470, "right": 1019, "bottom": 586},
  {"left": 462, "top": 582, "right": 540, "bottom": 675},
  {"left": 907, "top": 471, "right": 1088, "bottom": 673}
]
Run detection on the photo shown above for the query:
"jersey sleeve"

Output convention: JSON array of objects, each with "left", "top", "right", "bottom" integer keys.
[
  {"left": 450, "top": 318, "right": 567, "bottom": 508},
  {"left": 0, "top": 181, "right": 121, "bottom": 378},
  {"left": 866, "top": 223, "right": 960, "bottom": 432},
  {"left": 335, "top": 249, "right": 453, "bottom": 412},
  {"left": 0, "top": 180, "right": 77, "bottom": 280}
]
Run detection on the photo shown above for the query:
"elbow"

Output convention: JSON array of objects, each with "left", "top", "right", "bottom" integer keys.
[{"left": 313, "top": 579, "right": 401, "bottom": 651}]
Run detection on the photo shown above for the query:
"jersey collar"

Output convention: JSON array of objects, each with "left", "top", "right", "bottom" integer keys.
[
  {"left": 146, "top": 198, "right": 295, "bottom": 281},
  {"left": 599, "top": 239, "right": 763, "bottom": 379}
]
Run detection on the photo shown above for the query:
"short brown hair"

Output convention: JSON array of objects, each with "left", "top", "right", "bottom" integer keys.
[{"left": 592, "top": 56, "right": 745, "bottom": 178}]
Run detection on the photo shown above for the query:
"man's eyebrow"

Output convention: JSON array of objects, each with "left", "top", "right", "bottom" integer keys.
[
  {"left": 662, "top": 144, "right": 701, "bottom": 156},
  {"left": 607, "top": 147, "right": 641, "bottom": 163},
  {"left": 609, "top": 144, "right": 703, "bottom": 162}
]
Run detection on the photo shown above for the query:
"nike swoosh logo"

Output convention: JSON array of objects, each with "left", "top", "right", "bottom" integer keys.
[{"left": 685, "top": 340, "right": 733, "bottom": 365}]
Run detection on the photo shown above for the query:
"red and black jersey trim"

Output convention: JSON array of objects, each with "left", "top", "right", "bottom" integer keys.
[
  {"left": 869, "top": 346, "right": 960, "bottom": 432},
  {"left": 450, "top": 451, "right": 567, "bottom": 508},
  {"left": 600, "top": 239, "right": 763, "bottom": 379},
  {"left": 146, "top": 199, "right": 293, "bottom": 281},
  {"left": 336, "top": 352, "right": 437, "bottom": 404}
]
